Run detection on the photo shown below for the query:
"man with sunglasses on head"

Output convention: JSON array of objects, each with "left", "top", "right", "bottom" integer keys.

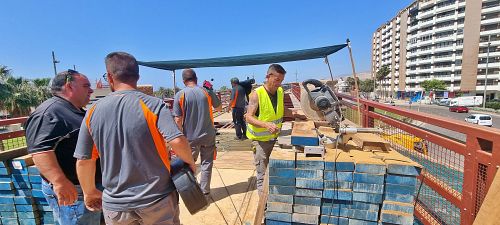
[{"left": 25, "top": 69, "right": 101, "bottom": 224}]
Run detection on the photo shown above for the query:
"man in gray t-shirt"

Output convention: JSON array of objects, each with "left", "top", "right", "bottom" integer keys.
[
  {"left": 173, "top": 68, "right": 222, "bottom": 195},
  {"left": 74, "top": 52, "right": 195, "bottom": 225}
]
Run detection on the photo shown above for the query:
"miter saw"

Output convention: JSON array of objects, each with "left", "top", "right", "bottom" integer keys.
[{"left": 301, "top": 79, "right": 381, "bottom": 151}]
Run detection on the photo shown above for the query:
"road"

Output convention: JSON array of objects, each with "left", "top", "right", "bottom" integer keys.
[{"left": 393, "top": 103, "right": 500, "bottom": 142}]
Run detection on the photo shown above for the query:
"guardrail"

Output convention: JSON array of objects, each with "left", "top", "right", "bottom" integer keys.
[
  {"left": 0, "top": 117, "right": 28, "bottom": 152},
  {"left": 290, "top": 82, "right": 500, "bottom": 225}
]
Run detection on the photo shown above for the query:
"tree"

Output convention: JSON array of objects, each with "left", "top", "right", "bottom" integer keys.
[
  {"left": 219, "top": 86, "right": 229, "bottom": 92},
  {"left": 359, "top": 79, "right": 376, "bottom": 93},
  {"left": 376, "top": 66, "right": 391, "bottom": 99},
  {"left": 345, "top": 77, "right": 359, "bottom": 90},
  {"left": 421, "top": 79, "right": 447, "bottom": 91},
  {"left": 154, "top": 87, "right": 179, "bottom": 99},
  {"left": 0, "top": 65, "right": 51, "bottom": 117}
]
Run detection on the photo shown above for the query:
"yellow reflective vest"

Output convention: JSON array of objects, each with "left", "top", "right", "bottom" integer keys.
[{"left": 246, "top": 86, "right": 284, "bottom": 141}]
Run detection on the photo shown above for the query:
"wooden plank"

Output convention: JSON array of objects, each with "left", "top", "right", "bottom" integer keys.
[
  {"left": 267, "top": 202, "right": 293, "bottom": 213},
  {"left": 292, "top": 213, "right": 319, "bottom": 224},
  {"left": 253, "top": 170, "right": 268, "bottom": 225},
  {"left": 0, "top": 148, "right": 27, "bottom": 162},
  {"left": 474, "top": 169, "right": 500, "bottom": 225},
  {"left": 322, "top": 189, "right": 353, "bottom": 201},
  {"left": 293, "top": 204, "right": 320, "bottom": 215},
  {"left": 269, "top": 149, "right": 295, "bottom": 169},
  {"left": 295, "top": 178, "right": 323, "bottom": 190},
  {"left": 352, "top": 133, "right": 391, "bottom": 151},
  {"left": 351, "top": 192, "right": 383, "bottom": 204},
  {"left": 296, "top": 153, "right": 324, "bottom": 169},
  {"left": 380, "top": 210, "right": 414, "bottom": 224},
  {"left": 382, "top": 201, "right": 414, "bottom": 214},
  {"left": 291, "top": 121, "right": 318, "bottom": 146},
  {"left": 352, "top": 183, "right": 384, "bottom": 194},
  {"left": 324, "top": 149, "right": 354, "bottom": 171},
  {"left": 349, "top": 150, "right": 386, "bottom": 174},
  {"left": 373, "top": 149, "right": 422, "bottom": 176}
]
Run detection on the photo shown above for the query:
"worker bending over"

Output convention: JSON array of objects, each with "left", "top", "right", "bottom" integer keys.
[{"left": 173, "top": 68, "right": 222, "bottom": 197}]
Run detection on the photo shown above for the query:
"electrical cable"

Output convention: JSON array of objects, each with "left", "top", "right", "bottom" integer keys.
[
  {"left": 213, "top": 165, "right": 244, "bottom": 225},
  {"left": 209, "top": 194, "right": 230, "bottom": 225}
]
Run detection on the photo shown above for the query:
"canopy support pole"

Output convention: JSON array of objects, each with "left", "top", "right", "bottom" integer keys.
[
  {"left": 325, "top": 56, "right": 335, "bottom": 84},
  {"left": 172, "top": 70, "right": 177, "bottom": 94},
  {"left": 346, "top": 39, "right": 362, "bottom": 125}
]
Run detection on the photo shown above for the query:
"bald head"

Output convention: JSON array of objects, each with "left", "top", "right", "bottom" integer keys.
[
  {"left": 105, "top": 52, "right": 140, "bottom": 84},
  {"left": 182, "top": 68, "right": 197, "bottom": 83}
]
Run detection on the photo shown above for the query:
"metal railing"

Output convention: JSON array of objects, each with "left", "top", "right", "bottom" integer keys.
[
  {"left": 290, "top": 82, "right": 500, "bottom": 225},
  {"left": 0, "top": 117, "right": 28, "bottom": 152}
]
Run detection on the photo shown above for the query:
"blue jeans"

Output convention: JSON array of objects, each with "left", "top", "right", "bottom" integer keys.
[{"left": 42, "top": 179, "right": 102, "bottom": 225}]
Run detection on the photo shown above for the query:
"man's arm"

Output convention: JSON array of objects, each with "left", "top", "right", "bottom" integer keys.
[
  {"left": 172, "top": 93, "right": 184, "bottom": 130},
  {"left": 76, "top": 159, "right": 101, "bottom": 211},
  {"left": 32, "top": 152, "right": 78, "bottom": 206},
  {"left": 244, "top": 91, "right": 279, "bottom": 134},
  {"left": 74, "top": 120, "right": 102, "bottom": 211},
  {"left": 209, "top": 90, "right": 222, "bottom": 112},
  {"left": 168, "top": 136, "right": 196, "bottom": 173}
]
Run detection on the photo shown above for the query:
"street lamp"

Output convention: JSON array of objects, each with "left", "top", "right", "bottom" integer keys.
[
  {"left": 482, "top": 35, "right": 491, "bottom": 108},
  {"left": 52, "top": 51, "right": 60, "bottom": 76}
]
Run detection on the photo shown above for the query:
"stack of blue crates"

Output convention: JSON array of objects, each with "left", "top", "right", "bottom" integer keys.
[
  {"left": 28, "top": 166, "right": 56, "bottom": 225},
  {"left": 0, "top": 154, "right": 56, "bottom": 225}
]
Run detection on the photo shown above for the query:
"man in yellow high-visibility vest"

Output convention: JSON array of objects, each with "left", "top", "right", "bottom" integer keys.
[{"left": 245, "top": 64, "right": 299, "bottom": 195}]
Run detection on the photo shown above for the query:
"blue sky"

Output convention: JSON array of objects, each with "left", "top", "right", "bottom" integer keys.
[{"left": 0, "top": 0, "right": 413, "bottom": 90}]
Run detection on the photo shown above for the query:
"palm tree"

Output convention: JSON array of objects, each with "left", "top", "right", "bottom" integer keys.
[
  {"left": 376, "top": 66, "right": 391, "bottom": 99},
  {"left": 0, "top": 65, "right": 52, "bottom": 117}
]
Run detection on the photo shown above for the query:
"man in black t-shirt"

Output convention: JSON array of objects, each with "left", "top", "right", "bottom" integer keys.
[{"left": 25, "top": 69, "right": 101, "bottom": 225}]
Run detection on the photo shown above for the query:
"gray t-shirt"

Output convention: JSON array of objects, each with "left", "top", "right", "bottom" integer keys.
[
  {"left": 173, "top": 86, "right": 221, "bottom": 145},
  {"left": 74, "top": 90, "right": 183, "bottom": 211},
  {"left": 230, "top": 85, "right": 247, "bottom": 109}
]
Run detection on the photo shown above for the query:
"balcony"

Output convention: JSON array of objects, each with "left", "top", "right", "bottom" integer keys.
[
  {"left": 433, "top": 55, "right": 454, "bottom": 63},
  {"left": 435, "top": 14, "right": 456, "bottom": 24},
  {"left": 435, "top": 4, "right": 457, "bottom": 14},
  {"left": 482, "top": 5, "right": 500, "bottom": 14},
  {"left": 480, "top": 17, "right": 500, "bottom": 26},
  {"left": 478, "top": 62, "right": 500, "bottom": 69},
  {"left": 480, "top": 28, "right": 500, "bottom": 36}
]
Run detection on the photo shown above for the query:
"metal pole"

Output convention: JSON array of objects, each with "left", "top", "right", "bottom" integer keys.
[
  {"left": 483, "top": 35, "right": 491, "bottom": 108},
  {"left": 73, "top": 65, "right": 76, "bottom": 70},
  {"left": 172, "top": 70, "right": 177, "bottom": 95},
  {"left": 324, "top": 56, "right": 335, "bottom": 83},
  {"left": 346, "top": 39, "right": 362, "bottom": 124},
  {"left": 51, "top": 51, "right": 59, "bottom": 76}
]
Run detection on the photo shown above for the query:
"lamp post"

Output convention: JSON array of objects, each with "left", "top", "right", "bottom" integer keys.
[
  {"left": 482, "top": 35, "right": 491, "bottom": 108},
  {"left": 52, "top": 51, "right": 59, "bottom": 76}
]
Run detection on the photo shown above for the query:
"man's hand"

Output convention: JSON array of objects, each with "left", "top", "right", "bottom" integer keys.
[
  {"left": 83, "top": 188, "right": 103, "bottom": 211},
  {"left": 53, "top": 179, "right": 78, "bottom": 206},
  {"left": 266, "top": 122, "right": 280, "bottom": 134}
]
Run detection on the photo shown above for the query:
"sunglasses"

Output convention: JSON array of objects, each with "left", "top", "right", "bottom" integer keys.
[
  {"left": 102, "top": 73, "right": 108, "bottom": 82},
  {"left": 66, "top": 69, "right": 79, "bottom": 84}
]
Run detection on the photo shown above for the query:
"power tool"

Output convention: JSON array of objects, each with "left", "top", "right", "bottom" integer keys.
[{"left": 301, "top": 79, "right": 382, "bottom": 148}]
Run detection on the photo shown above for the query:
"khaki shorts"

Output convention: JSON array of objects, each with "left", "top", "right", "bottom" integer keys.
[{"left": 103, "top": 191, "right": 180, "bottom": 225}]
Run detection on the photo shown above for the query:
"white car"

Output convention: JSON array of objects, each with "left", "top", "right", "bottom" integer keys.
[{"left": 465, "top": 114, "right": 493, "bottom": 127}]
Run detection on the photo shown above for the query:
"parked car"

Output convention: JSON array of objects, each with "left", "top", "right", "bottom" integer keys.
[
  {"left": 465, "top": 114, "right": 493, "bottom": 127},
  {"left": 383, "top": 100, "right": 396, "bottom": 106},
  {"left": 449, "top": 106, "right": 469, "bottom": 113}
]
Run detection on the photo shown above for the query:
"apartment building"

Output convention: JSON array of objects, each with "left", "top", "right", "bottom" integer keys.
[{"left": 371, "top": 0, "right": 500, "bottom": 100}]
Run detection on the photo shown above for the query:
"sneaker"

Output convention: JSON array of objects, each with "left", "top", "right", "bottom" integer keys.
[{"left": 234, "top": 137, "right": 242, "bottom": 140}]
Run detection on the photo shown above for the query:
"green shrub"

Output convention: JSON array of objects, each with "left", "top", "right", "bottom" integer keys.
[{"left": 485, "top": 102, "right": 500, "bottom": 110}]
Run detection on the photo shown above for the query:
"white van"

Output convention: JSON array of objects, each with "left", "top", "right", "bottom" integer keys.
[{"left": 465, "top": 114, "right": 493, "bottom": 127}]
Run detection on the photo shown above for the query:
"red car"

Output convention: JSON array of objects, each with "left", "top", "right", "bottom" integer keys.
[{"left": 449, "top": 106, "right": 469, "bottom": 113}]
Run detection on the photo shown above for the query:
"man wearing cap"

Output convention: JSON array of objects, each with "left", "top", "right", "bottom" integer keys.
[
  {"left": 25, "top": 70, "right": 102, "bottom": 224},
  {"left": 229, "top": 77, "right": 247, "bottom": 140},
  {"left": 173, "top": 68, "right": 222, "bottom": 197}
]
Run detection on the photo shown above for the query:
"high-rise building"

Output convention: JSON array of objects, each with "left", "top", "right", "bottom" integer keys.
[{"left": 372, "top": 0, "right": 499, "bottom": 100}]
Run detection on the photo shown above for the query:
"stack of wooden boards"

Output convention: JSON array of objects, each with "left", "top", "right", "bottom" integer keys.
[
  {"left": 265, "top": 122, "right": 422, "bottom": 225},
  {"left": 0, "top": 154, "right": 55, "bottom": 225}
]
